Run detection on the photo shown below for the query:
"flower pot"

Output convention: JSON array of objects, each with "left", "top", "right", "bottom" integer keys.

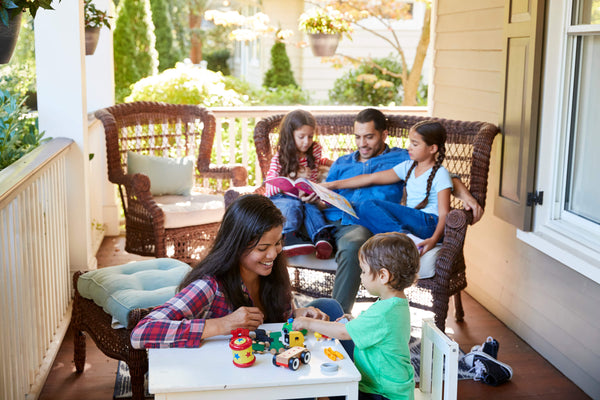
[
  {"left": 0, "top": 11, "right": 22, "bottom": 64},
  {"left": 308, "top": 33, "right": 340, "bottom": 57},
  {"left": 85, "top": 27, "right": 101, "bottom": 55}
]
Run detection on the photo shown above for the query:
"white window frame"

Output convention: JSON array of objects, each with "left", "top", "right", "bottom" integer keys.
[{"left": 517, "top": 0, "right": 600, "bottom": 285}]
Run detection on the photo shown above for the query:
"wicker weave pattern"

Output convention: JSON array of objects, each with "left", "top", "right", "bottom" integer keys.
[
  {"left": 233, "top": 113, "right": 499, "bottom": 331},
  {"left": 72, "top": 271, "right": 151, "bottom": 400},
  {"left": 95, "top": 102, "right": 247, "bottom": 263}
]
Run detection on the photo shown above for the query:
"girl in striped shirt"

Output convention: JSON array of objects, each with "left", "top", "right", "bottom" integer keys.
[{"left": 265, "top": 109, "right": 336, "bottom": 259}]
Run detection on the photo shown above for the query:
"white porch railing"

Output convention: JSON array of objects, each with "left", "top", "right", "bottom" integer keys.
[{"left": 0, "top": 138, "right": 74, "bottom": 400}]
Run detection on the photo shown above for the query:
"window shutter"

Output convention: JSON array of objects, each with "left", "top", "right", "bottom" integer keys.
[{"left": 494, "top": 0, "right": 546, "bottom": 231}]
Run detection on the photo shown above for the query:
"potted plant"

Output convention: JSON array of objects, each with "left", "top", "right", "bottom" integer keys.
[
  {"left": 0, "top": 0, "right": 59, "bottom": 63},
  {"left": 298, "top": 7, "right": 352, "bottom": 57},
  {"left": 84, "top": 0, "right": 111, "bottom": 55}
]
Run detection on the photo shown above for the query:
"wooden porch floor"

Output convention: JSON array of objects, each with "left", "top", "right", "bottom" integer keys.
[{"left": 39, "top": 236, "right": 590, "bottom": 400}]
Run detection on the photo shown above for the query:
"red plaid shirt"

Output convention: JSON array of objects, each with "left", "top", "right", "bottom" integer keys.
[{"left": 130, "top": 276, "right": 293, "bottom": 348}]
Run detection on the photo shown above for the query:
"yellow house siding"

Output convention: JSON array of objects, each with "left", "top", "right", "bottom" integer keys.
[{"left": 432, "top": 1, "right": 600, "bottom": 397}]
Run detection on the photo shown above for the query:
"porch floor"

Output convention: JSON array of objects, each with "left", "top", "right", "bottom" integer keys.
[{"left": 39, "top": 236, "right": 590, "bottom": 400}]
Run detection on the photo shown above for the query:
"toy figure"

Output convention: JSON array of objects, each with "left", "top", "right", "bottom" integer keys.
[{"left": 273, "top": 347, "right": 311, "bottom": 371}]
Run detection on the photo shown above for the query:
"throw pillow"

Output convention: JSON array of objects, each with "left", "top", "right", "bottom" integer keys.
[{"left": 127, "top": 151, "right": 194, "bottom": 196}]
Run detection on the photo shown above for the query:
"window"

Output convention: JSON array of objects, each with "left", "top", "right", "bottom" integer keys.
[{"left": 517, "top": 0, "right": 600, "bottom": 284}]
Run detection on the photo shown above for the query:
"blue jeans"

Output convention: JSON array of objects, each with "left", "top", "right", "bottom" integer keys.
[
  {"left": 356, "top": 199, "right": 438, "bottom": 240},
  {"left": 270, "top": 194, "right": 334, "bottom": 242},
  {"left": 306, "top": 298, "right": 355, "bottom": 360}
]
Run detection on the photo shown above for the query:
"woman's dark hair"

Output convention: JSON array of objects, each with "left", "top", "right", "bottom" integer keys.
[
  {"left": 277, "top": 109, "right": 317, "bottom": 177},
  {"left": 359, "top": 232, "right": 420, "bottom": 291},
  {"left": 355, "top": 108, "right": 388, "bottom": 133},
  {"left": 404, "top": 120, "right": 447, "bottom": 210},
  {"left": 178, "top": 194, "right": 291, "bottom": 322}
]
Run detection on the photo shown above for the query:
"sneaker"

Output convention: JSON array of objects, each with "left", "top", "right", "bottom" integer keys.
[
  {"left": 315, "top": 240, "right": 333, "bottom": 259},
  {"left": 463, "top": 336, "right": 499, "bottom": 367},
  {"left": 283, "top": 232, "right": 315, "bottom": 257},
  {"left": 471, "top": 336, "right": 499, "bottom": 359},
  {"left": 469, "top": 351, "right": 513, "bottom": 386}
]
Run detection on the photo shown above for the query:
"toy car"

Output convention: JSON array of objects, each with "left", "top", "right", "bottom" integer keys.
[{"left": 272, "top": 346, "right": 311, "bottom": 371}]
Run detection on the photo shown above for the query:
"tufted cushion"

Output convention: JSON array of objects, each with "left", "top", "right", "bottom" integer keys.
[
  {"left": 154, "top": 192, "right": 225, "bottom": 229},
  {"left": 77, "top": 258, "right": 191, "bottom": 328}
]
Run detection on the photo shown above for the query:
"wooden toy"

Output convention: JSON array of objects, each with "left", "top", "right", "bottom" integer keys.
[
  {"left": 231, "top": 328, "right": 250, "bottom": 338},
  {"left": 272, "top": 346, "right": 311, "bottom": 371},
  {"left": 281, "top": 318, "right": 307, "bottom": 347},
  {"left": 268, "top": 331, "right": 286, "bottom": 354},
  {"left": 229, "top": 336, "right": 256, "bottom": 367},
  {"left": 324, "top": 347, "right": 344, "bottom": 361}
]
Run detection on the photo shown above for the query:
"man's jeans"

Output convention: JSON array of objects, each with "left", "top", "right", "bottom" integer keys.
[
  {"left": 357, "top": 199, "right": 438, "bottom": 239},
  {"left": 270, "top": 194, "right": 334, "bottom": 242}
]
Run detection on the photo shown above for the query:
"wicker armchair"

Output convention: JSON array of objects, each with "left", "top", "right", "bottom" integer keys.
[
  {"left": 226, "top": 113, "right": 499, "bottom": 331},
  {"left": 95, "top": 102, "right": 247, "bottom": 263},
  {"left": 72, "top": 271, "right": 151, "bottom": 400}
]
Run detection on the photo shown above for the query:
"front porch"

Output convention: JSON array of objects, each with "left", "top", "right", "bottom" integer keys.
[{"left": 38, "top": 235, "right": 589, "bottom": 400}]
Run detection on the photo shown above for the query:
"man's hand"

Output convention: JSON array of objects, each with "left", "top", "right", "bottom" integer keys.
[
  {"left": 294, "top": 306, "right": 329, "bottom": 321},
  {"left": 299, "top": 192, "right": 320, "bottom": 204}
]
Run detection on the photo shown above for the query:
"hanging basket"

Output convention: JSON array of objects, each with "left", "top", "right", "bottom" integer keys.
[
  {"left": 308, "top": 33, "right": 340, "bottom": 57},
  {"left": 0, "top": 11, "right": 23, "bottom": 64},
  {"left": 85, "top": 27, "right": 101, "bottom": 55}
]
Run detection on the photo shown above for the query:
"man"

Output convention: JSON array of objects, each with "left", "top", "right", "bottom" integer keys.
[{"left": 322, "top": 108, "right": 482, "bottom": 313}]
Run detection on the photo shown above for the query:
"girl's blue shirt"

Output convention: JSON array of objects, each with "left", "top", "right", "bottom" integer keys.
[{"left": 392, "top": 161, "right": 453, "bottom": 216}]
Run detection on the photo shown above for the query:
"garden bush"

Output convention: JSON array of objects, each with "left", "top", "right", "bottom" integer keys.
[
  {"left": 329, "top": 55, "right": 404, "bottom": 106},
  {"left": 125, "top": 62, "right": 246, "bottom": 107},
  {"left": 205, "top": 49, "right": 231, "bottom": 75},
  {"left": 150, "top": 0, "right": 181, "bottom": 71},
  {"left": 263, "top": 41, "right": 297, "bottom": 89}
]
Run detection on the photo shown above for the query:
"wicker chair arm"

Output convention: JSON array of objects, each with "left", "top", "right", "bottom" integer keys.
[
  {"left": 200, "top": 164, "right": 248, "bottom": 187},
  {"left": 432, "top": 209, "right": 470, "bottom": 284},
  {"left": 127, "top": 173, "right": 166, "bottom": 227},
  {"left": 127, "top": 307, "right": 153, "bottom": 330}
]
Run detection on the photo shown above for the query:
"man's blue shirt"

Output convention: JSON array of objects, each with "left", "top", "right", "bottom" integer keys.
[{"left": 324, "top": 146, "right": 410, "bottom": 225}]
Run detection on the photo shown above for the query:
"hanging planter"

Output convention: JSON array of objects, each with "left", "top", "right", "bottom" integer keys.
[
  {"left": 0, "top": 11, "right": 22, "bottom": 64},
  {"left": 308, "top": 33, "right": 340, "bottom": 57},
  {"left": 298, "top": 7, "right": 352, "bottom": 58},
  {"left": 85, "top": 26, "right": 100, "bottom": 55}
]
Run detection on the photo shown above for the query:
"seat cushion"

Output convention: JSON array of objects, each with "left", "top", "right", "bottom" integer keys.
[
  {"left": 77, "top": 258, "right": 191, "bottom": 327},
  {"left": 155, "top": 192, "right": 225, "bottom": 229},
  {"left": 287, "top": 233, "right": 438, "bottom": 279},
  {"left": 127, "top": 151, "right": 194, "bottom": 196}
]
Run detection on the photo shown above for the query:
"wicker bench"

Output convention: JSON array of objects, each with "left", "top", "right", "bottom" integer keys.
[{"left": 226, "top": 113, "right": 499, "bottom": 331}]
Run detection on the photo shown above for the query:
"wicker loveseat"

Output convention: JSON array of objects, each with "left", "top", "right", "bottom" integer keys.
[
  {"left": 226, "top": 113, "right": 499, "bottom": 331},
  {"left": 95, "top": 102, "right": 248, "bottom": 263}
]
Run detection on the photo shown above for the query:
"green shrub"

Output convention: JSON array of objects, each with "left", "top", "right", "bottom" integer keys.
[
  {"left": 125, "top": 62, "right": 245, "bottom": 107},
  {"left": 149, "top": 0, "right": 181, "bottom": 71},
  {"left": 113, "top": 0, "right": 159, "bottom": 102},
  {"left": 204, "top": 49, "right": 230, "bottom": 75},
  {"left": 259, "top": 85, "right": 311, "bottom": 105},
  {"left": 329, "top": 56, "right": 404, "bottom": 106},
  {"left": 263, "top": 41, "right": 297, "bottom": 89},
  {"left": 0, "top": 88, "right": 48, "bottom": 171}
]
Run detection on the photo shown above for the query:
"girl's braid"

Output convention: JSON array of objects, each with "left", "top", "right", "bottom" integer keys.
[
  {"left": 401, "top": 161, "right": 418, "bottom": 206},
  {"left": 414, "top": 143, "right": 446, "bottom": 210}
]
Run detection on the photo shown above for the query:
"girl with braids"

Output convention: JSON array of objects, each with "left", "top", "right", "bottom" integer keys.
[
  {"left": 131, "top": 194, "right": 335, "bottom": 349},
  {"left": 322, "top": 120, "right": 452, "bottom": 255},
  {"left": 265, "top": 109, "right": 336, "bottom": 259}
]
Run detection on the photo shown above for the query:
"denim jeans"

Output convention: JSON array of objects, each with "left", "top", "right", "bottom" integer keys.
[
  {"left": 270, "top": 194, "right": 334, "bottom": 242},
  {"left": 356, "top": 199, "right": 439, "bottom": 240}
]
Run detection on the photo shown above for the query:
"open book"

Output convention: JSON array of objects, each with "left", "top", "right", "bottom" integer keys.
[{"left": 265, "top": 176, "right": 357, "bottom": 218}]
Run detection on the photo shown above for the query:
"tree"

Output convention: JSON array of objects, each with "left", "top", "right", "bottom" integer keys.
[
  {"left": 325, "top": 0, "right": 430, "bottom": 106},
  {"left": 263, "top": 40, "right": 297, "bottom": 88},
  {"left": 206, "top": 1, "right": 431, "bottom": 106},
  {"left": 113, "top": 0, "right": 159, "bottom": 102},
  {"left": 150, "top": 0, "right": 181, "bottom": 71}
]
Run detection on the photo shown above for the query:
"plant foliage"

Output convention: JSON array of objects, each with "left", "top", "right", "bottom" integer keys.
[
  {"left": 204, "top": 48, "right": 230, "bottom": 75},
  {"left": 0, "top": 0, "right": 59, "bottom": 26},
  {"left": 113, "top": 0, "right": 158, "bottom": 102},
  {"left": 84, "top": 0, "right": 111, "bottom": 29},
  {"left": 298, "top": 6, "right": 352, "bottom": 38},
  {"left": 149, "top": 0, "right": 180, "bottom": 71},
  {"left": 329, "top": 55, "right": 404, "bottom": 106},
  {"left": 0, "top": 88, "right": 48, "bottom": 171}
]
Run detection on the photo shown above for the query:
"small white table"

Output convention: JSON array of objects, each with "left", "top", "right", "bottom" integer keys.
[{"left": 148, "top": 323, "right": 361, "bottom": 399}]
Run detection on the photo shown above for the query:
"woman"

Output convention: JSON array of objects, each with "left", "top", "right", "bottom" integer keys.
[{"left": 131, "top": 194, "right": 334, "bottom": 349}]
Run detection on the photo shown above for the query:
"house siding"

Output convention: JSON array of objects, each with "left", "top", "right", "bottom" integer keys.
[{"left": 432, "top": 1, "right": 600, "bottom": 397}]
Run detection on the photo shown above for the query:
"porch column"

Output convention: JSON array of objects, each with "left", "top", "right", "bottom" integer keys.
[{"left": 34, "top": 1, "right": 97, "bottom": 271}]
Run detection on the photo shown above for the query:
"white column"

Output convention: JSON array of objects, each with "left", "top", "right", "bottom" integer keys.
[{"left": 34, "top": 1, "right": 97, "bottom": 271}]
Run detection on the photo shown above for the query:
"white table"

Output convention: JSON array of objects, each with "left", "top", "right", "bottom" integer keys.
[{"left": 148, "top": 322, "right": 361, "bottom": 399}]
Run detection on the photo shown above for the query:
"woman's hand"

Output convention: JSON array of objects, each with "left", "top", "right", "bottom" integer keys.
[
  {"left": 299, "top": 192, "right": 320, "bottom": 204},
  {"left": 222, "top": 306, "right": 264, "bottom": 332},
  {"left": 294, "top": 306, "right": 329, "bottom": 321}
]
